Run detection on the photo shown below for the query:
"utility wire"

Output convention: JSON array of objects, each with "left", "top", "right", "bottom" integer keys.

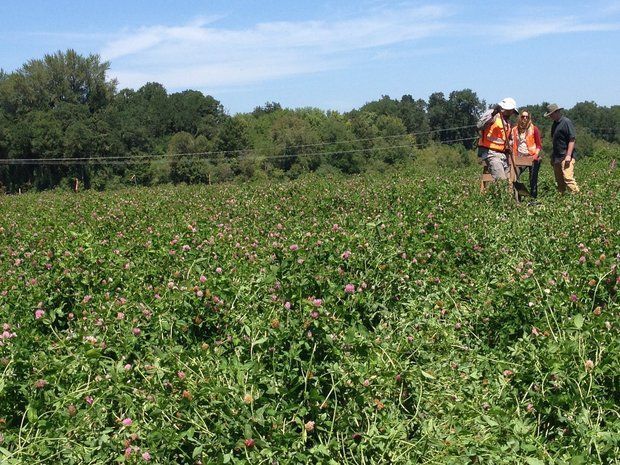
[
  {"left": 0, "top": 124, "right": 612, "bottom": 167},
  {"left": 0, "top": 136, "right": 478, "bottom": 166},
  {"left": 0, "top": 124, "right": 478, "bottom": 165}
]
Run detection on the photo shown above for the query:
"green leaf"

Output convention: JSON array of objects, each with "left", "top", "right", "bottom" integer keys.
[
  {"left": 525, "top": 458, "right": 544, "bottom": 465},
  {"left": 192, "top": 446, "right": 202, "bottom": 459},
  {"left": 569, "top": 456, "right": 586, "bottom": 465},
  {"left": 86, "top": 349, "right": 101, "bottom": 358},
  {"left": 310, "top": 444, "right": 330, "bottom": 456},
  {"left": 26, "top": 405, "right": 38, "bottom": 424},
  {"left": 420, "top": 370, "right": 435, "bottom": 380},
  {"left": 573, "top": 314, "right": 584, "bottom": 329}
]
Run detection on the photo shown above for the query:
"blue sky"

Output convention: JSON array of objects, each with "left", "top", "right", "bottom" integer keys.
[{"left": 1, "top": 1, "right": 619, "bottom": 114}]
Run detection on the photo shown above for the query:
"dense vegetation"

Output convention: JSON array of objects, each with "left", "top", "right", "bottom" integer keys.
[
  {"left": 0, "top": 50, "right": 618, "bottom": 192},
  {"left": 0, "top": 142, "right": 618, "bottom": 463},
  {"left": 0, "top": 48, "right": 619, "bottom": 463}
]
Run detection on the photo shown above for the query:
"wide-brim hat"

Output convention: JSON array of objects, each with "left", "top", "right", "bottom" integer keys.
[{"left": 544, "top": 103, "right": 563, "bottom": 117}]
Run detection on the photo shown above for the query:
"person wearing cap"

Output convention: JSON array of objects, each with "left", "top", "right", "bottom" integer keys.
[
  {"left": 545, "top": 103, "right": 580, "bottom": 193},
  {"left": 477, "top": 97, "right": 518, "bottom": 181},
  {"left": 511, "top": 110, "right": 542, "bottom": 198}
]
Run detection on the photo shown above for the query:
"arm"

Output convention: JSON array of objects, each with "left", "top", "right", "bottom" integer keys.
[
  {"left": 533, "top": 126, "right": 542, "bottom": 159},
  {"left": 564, "top": 119, "right": 576, "bottom": 164},
  {"left": 564, "top": 139, "right": 576, "bottom": 164}
]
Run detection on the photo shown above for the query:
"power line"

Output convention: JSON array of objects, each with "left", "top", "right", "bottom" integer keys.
[
  {"left": 0, "top": 124, "right": 478, "bottom": 165},
  {"left": 0, "top": 123, "right": 613, "bottom": 167},
  {"left": 0, "top": 136, "right": 479, "bottom": 166}
]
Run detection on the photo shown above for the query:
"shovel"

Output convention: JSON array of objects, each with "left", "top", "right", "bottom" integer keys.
[{"left": 513, "top": 180, "right": 530, "bottom": 198}]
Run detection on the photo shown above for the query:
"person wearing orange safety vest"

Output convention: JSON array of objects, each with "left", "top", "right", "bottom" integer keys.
[
  {"left": 477, "top": 97, "right": 518, "bottom": 181},
  {"left": 511, "top": 110, "right": 542, "bottom": 198}
]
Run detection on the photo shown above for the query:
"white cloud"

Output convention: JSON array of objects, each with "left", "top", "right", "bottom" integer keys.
[
  {"left": 490, "top": 15, "right": 620, "bottom": 42},
  {"left": 102, "top": 5, "right": 454, "bottom": 90},
  {"left": 100, "top": 3, "right": 620, "bottom": 92}
]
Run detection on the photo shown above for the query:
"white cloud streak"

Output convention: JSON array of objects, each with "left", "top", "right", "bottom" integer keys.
[
  {"left": 99, "top": 4, "right": 620, "bottom": 91},
  {"left": 495, "top": 16, "right": 620, "bottom": 42},
  {"left": 102, "top": 5, "right": 453, "bottom": 90}
]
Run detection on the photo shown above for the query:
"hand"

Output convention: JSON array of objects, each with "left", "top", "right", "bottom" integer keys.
[{"left": 564, "top": 155, "right": 571, "bottom": 168}]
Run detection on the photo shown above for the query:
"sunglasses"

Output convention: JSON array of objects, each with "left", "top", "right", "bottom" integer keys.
[{"left": 520, "top": 115, "right": 530, "bottom": 119}]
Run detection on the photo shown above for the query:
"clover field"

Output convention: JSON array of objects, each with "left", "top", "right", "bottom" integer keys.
[{"left": 0, "top": 152, "right": 619, "bottom": 464}]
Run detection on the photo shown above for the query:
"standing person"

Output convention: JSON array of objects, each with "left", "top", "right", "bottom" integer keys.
[
  {"left": 545, "top": 103, "right": 580, "bottom": 193},
  {"left": 477, "top": 97, "right": 519, "bottom": 181},
  {"left": 511, "top": 110, "right": 542, "bottom": 198}
]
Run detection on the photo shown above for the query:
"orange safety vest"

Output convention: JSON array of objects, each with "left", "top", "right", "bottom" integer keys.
[
  {"left": 479, "top": 115, "right": 510, "bottom": 152},
  {"left": 511, "top": 125, "right": 540, "bottom": 157}
]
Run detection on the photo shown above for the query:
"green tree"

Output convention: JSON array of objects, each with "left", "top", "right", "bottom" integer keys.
[
  {"left": 0, "top": 49, "right": 116, "bottom": 115},
  {"left": 319, "top": 112, "right": 361, "bottom": 174},
  {"left": 252, "top": 101, "right": 282, "bottom": 117},
  {"left": 135, "top": 82, "right": 170, "bottom": 138},
  {"left": 270, "top": 113, "right": 321, "bottom": 176},
  {"left": 399, "top": 94, "right": 430, "bottom": 142},
  {"left": 428, "top": 89, "right": 483, "bottom": 149},
  {"left": 63, "top": 119, "right": 101, "bottom": 188},
  {"left": 169, "top": 90, "right": 225, "bottom": 136},
  {"left": 3, "top": 117, "right": 35, "bottom": 190},
  {"left": 167, "top": 132, "right": 217, "bottom": 183},
  {"left": 568, "top": 101, "right": 618, "bottom": 143},
  {"left": 0, "top": 109, "right": 11, "bottom": 190},
  {"left": 215, "top": 116, "right": 251, "bottom": 155},
  {"left": 373, "top": 114, "right": 412, "bottom": 165},
  {"left": 359, "top": 95, "right": 400, "bottom": 118}
]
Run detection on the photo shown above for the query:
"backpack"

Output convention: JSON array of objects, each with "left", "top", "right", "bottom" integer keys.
[{"left": 476, "top": 108, "right": 497, "bottom": 130}]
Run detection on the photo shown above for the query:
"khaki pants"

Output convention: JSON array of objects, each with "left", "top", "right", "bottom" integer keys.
[{"left": 553, "top": 159, "right": 579, "bottom": 193}]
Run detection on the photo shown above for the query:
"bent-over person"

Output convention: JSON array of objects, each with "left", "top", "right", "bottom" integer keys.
[{"left": 477, "top": 97, "right": 518, "bottom": 181}]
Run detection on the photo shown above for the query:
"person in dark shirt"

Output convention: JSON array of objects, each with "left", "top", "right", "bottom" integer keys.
[{"left": 544, "top": 103, "right": 580, "bottom": 193}]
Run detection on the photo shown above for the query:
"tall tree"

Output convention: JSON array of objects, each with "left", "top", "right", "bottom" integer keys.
[
  {"left": 359, "top": 95, "right": 400, "bottom": 118},
  {"left": 399, "top": 94, "right": 429, "bottom": 143},
  {"left": 319, "top": 112, "right": 361, "bottom": 174},
  {"left": 169, "top": 90, "right": 225, "bottom": 136},
  {"left": 0, "top": 49, "right": 116, "bottom": 115},
  {"left": 428, "top": 89, "right": 483, "bottom": 149},
  {"left": 270, "top": 113, "right": 321, "bottom": 175},
  {"left": 216, "top": 116, "right": 251, "bottom": 155},
  {"left": 135, "top": 82, "right": 170, "bottom": 138},
  {"left": 252, "top": 101, "right": 282, "bottom": 117}
]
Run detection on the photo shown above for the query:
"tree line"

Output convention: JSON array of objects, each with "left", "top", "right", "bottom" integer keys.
[{"left": 0, "top": 50, "right": 618, "bottom": 192}]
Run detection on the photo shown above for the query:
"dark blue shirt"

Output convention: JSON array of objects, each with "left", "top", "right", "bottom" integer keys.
[{"left": 551, "top": 116, "right": 576, "bottom": 161}]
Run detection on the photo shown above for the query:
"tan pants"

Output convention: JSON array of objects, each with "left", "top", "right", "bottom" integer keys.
[{"left": 553, "top": 159, "right": 580, "bottom": 193}]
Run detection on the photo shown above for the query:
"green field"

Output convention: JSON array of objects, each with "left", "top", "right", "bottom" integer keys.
[{"left": 0, "top": 150, "right": 618, "bottom": 464}]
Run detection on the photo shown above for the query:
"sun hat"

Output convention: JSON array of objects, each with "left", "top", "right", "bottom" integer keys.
[
  {"left": 544, "top": 103, "right": 563, "bottom": 117},
  {"left": 498, "top": 97, "right": 518, "bottom": 114}
]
